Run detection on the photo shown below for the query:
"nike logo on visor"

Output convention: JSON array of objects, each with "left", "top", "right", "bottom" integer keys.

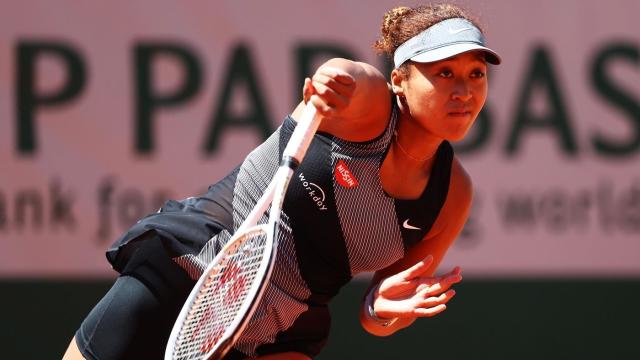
[
  {"left": 448, "top": 27, "right": 472, "bottom": 35},
  {"left": 402, "top": 219, "right": 421, "bottom": 230}
]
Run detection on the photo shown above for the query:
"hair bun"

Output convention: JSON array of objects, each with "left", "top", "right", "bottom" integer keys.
[
  {"left": 375, "top": 6, "right": 412, "bottom": 55},
  {"left": 382, "top": 6, "right": 412, "bottom": 33}
]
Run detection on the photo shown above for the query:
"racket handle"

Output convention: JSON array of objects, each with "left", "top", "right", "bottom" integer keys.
[{"left": 282, "top": 103, "right": 319, "bottom": 162}]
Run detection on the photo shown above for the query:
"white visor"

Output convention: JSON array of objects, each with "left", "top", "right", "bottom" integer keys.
[{"left": 393, "top": 18, "right": 501, "bottom": 68}]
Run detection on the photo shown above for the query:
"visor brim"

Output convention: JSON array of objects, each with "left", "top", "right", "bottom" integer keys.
[{"left": 410, "top": 43, "right": 501, "bottom": 65}]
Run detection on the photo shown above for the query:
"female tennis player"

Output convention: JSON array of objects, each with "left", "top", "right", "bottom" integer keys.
[{"left": 64, "top": 3, "right": 500, "bottom": 359}]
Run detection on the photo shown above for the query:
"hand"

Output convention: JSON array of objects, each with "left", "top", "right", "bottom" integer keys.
[
  {"left": 302, "top": 66, "right": 356, "bottom": 116},
  {"left": 372, "top": 255, "right": 462, "bottom": 319}
]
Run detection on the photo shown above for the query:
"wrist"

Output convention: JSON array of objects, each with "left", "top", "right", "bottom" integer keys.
[{"left": 364, "top": 284, "right": 398, "bottom": 327}]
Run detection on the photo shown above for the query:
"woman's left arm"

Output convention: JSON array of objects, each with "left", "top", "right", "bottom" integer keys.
[{"left": 359, "top": 158, "right": 473, "bottom": 336}]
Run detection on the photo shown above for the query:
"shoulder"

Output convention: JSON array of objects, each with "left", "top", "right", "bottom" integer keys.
[
  {"left": 322, "top": 58, "right": 386, "bottom": 82},
  {"left": 313, "top": 58, "right": 388, "bottom": 98}
]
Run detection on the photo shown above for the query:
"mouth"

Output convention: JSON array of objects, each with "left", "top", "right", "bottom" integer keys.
[{"left": 447, "top": 110, "right": 473, "bottom": 117}]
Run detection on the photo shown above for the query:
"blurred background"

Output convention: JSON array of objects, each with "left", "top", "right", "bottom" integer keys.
[{"left": 1, "top": 0, "right": 638, "bottom": 358}]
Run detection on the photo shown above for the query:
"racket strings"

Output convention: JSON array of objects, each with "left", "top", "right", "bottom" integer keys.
[{"left": 171, "top": 231, "right": 268, "bottom": 360}]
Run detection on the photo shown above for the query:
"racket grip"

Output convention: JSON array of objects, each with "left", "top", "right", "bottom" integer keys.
[{"left": 282, "top": 103, "right": 319, "bottom": 161}]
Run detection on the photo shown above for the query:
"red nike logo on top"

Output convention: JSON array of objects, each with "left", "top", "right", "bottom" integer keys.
[{"left": 334, "top": 160, "right": 359, "bottom": 188}]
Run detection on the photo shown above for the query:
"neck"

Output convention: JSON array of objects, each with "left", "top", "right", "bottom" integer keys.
[
  {"left": 392, "top": 107, "right": 442, "bottom": 167},
  {"left": 379, "top": 110, "right": 443, "bottom": 199},
  {"left": 393, "top": 131, "right": 438, "bottom": 162}
]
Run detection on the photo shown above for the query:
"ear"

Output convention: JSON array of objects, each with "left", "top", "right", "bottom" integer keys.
[{"left": 390, "top": 69, "right": 405, "bottom": 97}]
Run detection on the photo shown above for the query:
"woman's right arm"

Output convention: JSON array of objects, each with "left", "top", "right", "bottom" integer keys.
[{"left": 291, "top": 58, "right": 392, "bottom": 142}]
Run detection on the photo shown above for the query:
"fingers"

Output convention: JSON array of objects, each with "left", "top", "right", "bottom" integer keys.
[
  {"left": 303, "top": 78, "right": 313, "bottom": 104},
  {"left": 401, "top": 255, "right": 434, "bottom": 281},
  {"left": 308, "top": 95, "right": 336, "bottom": 116},
  {"left": 310, "top": 81, "right": 349, "bottom": 109},
  {"left": 412, "top": 304, "right": 447, "bottom": 317},
  {"left": 374, "top": 265, "right": 463, "bottom": 319},
  {"left": 415, "top": 270, "right": 462, "bottom": 294},
  {"left": 312, "top": 73, "right": 355, "bottom": 98},
  {"left": 419, "top": 289, "right": 456, "bottom": 308},
  {"left": 302, "top": 67, "right": 356, "bottom": 116},
  {"left": 413, "top": 289, "right": 456, "bottom": 317},
  {"left": 373, "top": 286, "right": 457, "bottom": 319},
  {"left": 316, "top": 66, "right": 356, "bottom": 86}
]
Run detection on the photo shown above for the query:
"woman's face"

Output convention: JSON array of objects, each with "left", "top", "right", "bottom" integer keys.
[{"left": 392, "top": 51, "right": 489, "bottom": 141}]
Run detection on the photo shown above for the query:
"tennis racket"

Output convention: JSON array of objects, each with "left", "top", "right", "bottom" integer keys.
[{"left": 165, "top": 103, "right": 320, "bottom": 360}]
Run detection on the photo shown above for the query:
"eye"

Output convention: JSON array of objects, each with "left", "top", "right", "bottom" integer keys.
[
  {"left": 439, "top": 69, "right": 453, "bottom": 78},
  {"left": 471, "top": 69, "right": 486, "bottom": 78}
]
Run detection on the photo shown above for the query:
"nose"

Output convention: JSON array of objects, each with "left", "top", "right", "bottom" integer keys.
[{"left": 451, "top": 79, "right": 472, "bottom": 102}]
